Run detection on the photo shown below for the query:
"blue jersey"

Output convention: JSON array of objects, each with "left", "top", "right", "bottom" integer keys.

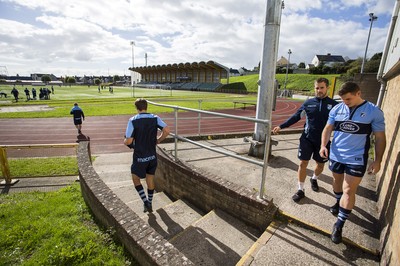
[
  {"left": 280, "top": 96, "right": 337, "bottom": 143},
  {"left": 327, "top": 101, "right": 385, "bottom": 165},
  {"left": 125, "top": 113, "right": 167, "bottom": 159},
  {"left": 70, "top": 106, "right": 85, "bottom": 120}
]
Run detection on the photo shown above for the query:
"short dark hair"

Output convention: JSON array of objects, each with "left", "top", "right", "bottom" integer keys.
[
  {"left": 74, "top": 102, "right": 78, "bottom": 106},
  {"left": 338, "top": 82, "right": 360, "bottom": 96},
  {"left": 135, "top": 98, "right": 148, "bottom": 111},
  {"left": 315, "top": 78, "right": 329, "bottom": 86}
]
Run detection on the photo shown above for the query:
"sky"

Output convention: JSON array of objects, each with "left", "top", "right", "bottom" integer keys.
[{"left": 0, "top": 0, "right": 395, "bottom": 77}]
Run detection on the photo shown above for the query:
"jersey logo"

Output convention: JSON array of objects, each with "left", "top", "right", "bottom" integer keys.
[
  {"left": 339, "top": 121, "right": 360, "bottom": 133},
  {"left": 360, "top": 112, "right": 366, "bottom": 118},
  {"left": 327, "top": 104, "right": 333, "bottom": 110}
]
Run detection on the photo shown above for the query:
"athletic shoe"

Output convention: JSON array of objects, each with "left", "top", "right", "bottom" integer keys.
[
  {"left": 78, "top": 130, "right": 82, "bottom": 134},
  {"left": 330, "top": 202, "right": 339, "bottom": 215},
  {"left": 144, "top": 201, "right": 153, "bottom": 213},
  {"left": 292, "top": 190, "right": 305, "bottom": 202},
  {"left": 310, "top": 178, "right": 319, "bottom": 191},
  {"left": 331, "top": 224, "right": 342, "bottom": 244}
]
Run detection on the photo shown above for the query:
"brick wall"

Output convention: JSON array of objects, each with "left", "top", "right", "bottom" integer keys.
[
  {"left": 377, "top": 73, "right": 400, "bottom": 265},
  {"left": 155, "top": 146, "right": 278, "bottom": 230},
  {"left": 77, "top": 141, "right": 194, "bottom": 266}
]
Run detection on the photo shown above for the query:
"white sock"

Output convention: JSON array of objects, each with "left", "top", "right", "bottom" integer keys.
[
  {"left": 311, "top": 174, "right": 319, "bottom": 180},
  {"left": 298, "top": 182, "right": 305, "bottom": 191}
]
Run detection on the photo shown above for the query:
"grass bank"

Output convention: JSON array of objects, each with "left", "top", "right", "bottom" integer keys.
[{"left": 0, "top": 183, "right": 137, "bottom": 265}]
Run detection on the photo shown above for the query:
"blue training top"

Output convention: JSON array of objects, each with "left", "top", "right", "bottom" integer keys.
[
  {"left": 327, "top": 101, "right": 385, "bottom": 166},
  {"left": 125, "top": 113, "right": 167, "bottom": 159},
  {"left": 70, "top": 106, "right": 84, "bottom": 120},
  {"left": 280, "top": 96, "right": 338, "bottom": 143}
]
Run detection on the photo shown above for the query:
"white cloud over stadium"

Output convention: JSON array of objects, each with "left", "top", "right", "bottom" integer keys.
[{"left": 0, "top": 0, "right": 394, "bottom": 76}]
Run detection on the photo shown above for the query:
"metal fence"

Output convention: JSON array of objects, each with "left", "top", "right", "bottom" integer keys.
[{"left": 147, "top": 100, "right": 271, "bottom": 199}]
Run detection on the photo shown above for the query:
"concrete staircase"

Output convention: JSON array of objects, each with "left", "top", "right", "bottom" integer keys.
[
  {"left": 93, "top": 152, "right": 262, "bottom": 265},
  {"left": 93, "top": 152, "right": 379, "bottom": 265}
]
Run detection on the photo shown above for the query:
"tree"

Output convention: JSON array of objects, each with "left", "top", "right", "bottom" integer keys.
[
  {"left": 65, "top": 76, "right": 76, "bottom": 85},
  {"left": 94, "top": 78, "right": 101, "bottom": 86},
  {"left": 298, "top": 62, "right": 305, "bottom": 68},
  {"left": 41, "top": 75, "right": 51, "bottom": 84},
  {"left": 113, "top": 75, "right": 120, "bottom": 83}
]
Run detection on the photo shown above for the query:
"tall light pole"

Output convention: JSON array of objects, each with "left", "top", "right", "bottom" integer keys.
[
  {"left": 361, "top": 13, "right": 378, "bottom": 74},
  {"left": 283, "top": 49, "right": 292, "bottom": 93},
  {"left": 130, "top": 41, "right": 135, "bottom": 86}
]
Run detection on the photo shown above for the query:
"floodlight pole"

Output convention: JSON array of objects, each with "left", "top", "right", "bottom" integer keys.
[
  {"left": 361, "top": 13, "right": 377, "bottom": 74},
  {"left": 283, "top": 49, "right": 292, "bottom": 90},
  {"left": 130, "top": 41, "right": 135, "bottom": 97},
  {"left": 249, "top": 0, "right": 283, "bottom": 159}
]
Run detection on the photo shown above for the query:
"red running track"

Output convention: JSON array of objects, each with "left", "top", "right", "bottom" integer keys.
[{"left": 0, "top": 98, "right": 304, "bottom": 155}]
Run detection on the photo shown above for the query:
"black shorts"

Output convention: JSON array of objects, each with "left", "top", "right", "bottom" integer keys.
[
  {"left": 73, "top": 118, "right": 82, "bottom": 125},
  {"left": 329, "top": 160, "right": 366, "bottom": 178},
  {"left": 298, "top": 135, "right": 329, "bottom": 163},
  {"left": 131, "top": 155, "right": 157, "bottom": 179}
]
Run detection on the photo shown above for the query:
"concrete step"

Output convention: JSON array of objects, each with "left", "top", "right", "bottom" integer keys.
[
  {"left": 238, "top": 220, "right": 379, "bottom": 265},
  {"left": 140, "top": 199, "right": 205, "bottom": 240},
  {"left": 170, "top": 208, "right": 261, "bottom": 266},
  {"left": 127, "top": 192, "right": 175, "bottom": 216}
]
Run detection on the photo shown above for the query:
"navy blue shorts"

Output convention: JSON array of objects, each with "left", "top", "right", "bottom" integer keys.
[
  {"left": 298, "top": 135, "right": 329, "bottom": 163},
  {"left": 131, "top": 155, "right": 157, "bottom": 179},
  {"left": 329, "top": 160, "right": 367, "bottom": 178},
  {"left": 73, "top": 118, "right": 82, "bottom": 125}
]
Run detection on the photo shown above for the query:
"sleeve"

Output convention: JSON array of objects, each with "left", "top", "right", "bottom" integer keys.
[
  {"left": 125, "top": 120, "right": 134, "bottom": 138},
  {"left": 372, "top": 109, "right": 385, "bottom": 132},
  {"left": 156, "top": 116, "right": 167, "bottom": 130},
  {"left": 81, "top": 110, "right": 85, "bottom": 120},
  {"left": 279, "top": 104, "right": 305, "bottom": 129}
]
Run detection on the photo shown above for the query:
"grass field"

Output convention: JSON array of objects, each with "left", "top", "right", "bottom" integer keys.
[{"left": 0, "top": 73, "right": 340, "bottom": 119}]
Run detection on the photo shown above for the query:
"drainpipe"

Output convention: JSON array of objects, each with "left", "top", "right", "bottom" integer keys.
[{"left": 376, "top": 0, "right": 399, "bottom": 107}]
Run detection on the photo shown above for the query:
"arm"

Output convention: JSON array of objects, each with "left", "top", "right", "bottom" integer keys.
[
  {"left": 367, "top": 131, "right": 386, "bottom": 174},
  {"left": 319, "top": 123, "right": 334, "bottom": 158},
  {"left": 157, "top": 126, "right": 170, "bottom": 144}
]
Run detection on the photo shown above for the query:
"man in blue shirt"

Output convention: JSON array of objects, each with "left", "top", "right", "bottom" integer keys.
[
  {"left": 124, "top": 98, "right": 170, "bottom": 213},
  {"left": 70, "top": 103, "right": 85, "bottom": 134},
  {"left": 320, "top": 82, "right": 386, "bottom": 244},
  {"left": 273, "top": 78, "right": 338, "bottom": 202}
]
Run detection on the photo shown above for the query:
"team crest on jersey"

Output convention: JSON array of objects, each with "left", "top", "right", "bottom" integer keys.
[
  {"left": 360, "top": 112, "right": 366, "bottom": 117},
  {"left": 327, "top": 104, "right": 333, "bottom": 110},
  {"left": 339, "top": 121, "right": 360, "bottom": 133}
]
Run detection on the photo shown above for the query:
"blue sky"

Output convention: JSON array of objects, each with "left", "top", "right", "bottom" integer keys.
[{"left": 0, "top": 0, "right": 395, "bottom": 77}]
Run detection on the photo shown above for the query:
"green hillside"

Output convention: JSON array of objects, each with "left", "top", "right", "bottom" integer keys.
[{"left": 226, "top": 74, "right": 343, "bottom": 93}]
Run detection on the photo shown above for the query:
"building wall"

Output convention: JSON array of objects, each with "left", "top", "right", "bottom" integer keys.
[{"left": 377, "top": 72, "right": 400, "bottom": 266}]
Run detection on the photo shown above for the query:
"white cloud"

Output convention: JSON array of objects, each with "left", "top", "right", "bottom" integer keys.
[{"left": 0, "top": 0, "right": 395, "bottom": 76}]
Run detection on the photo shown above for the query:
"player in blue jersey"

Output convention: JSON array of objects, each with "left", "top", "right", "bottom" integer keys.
[
  {"left": 273, "top": 78, "right": 338, "bottom": 202},
  {"left": 320, "top": 82, "right": 386, "bottom": 244},
  {"left": 70, "top": 103, "right": 85, "bottom": 134},
  {"left": 124, "top": 98, "right": 170, "bottom": 213}
]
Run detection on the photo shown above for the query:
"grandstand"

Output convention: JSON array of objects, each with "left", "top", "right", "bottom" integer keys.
[{"left": 129, "top": 60, "right": 230, "bottom": 92}]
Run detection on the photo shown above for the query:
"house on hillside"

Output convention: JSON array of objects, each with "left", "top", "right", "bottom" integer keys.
[{"left": 310, "top": 53, "right": 346, "bottom": 67}]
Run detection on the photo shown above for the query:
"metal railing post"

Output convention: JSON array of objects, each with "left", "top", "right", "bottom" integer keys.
[
  {"left": 174, "top": 107, "right": 178, "bottom": 161},
  {"left": 0, "top": 147, "right": 11, "bottom": 183},
  {"left": 259, "top": 123, "right": 271, "bottom": 199}
]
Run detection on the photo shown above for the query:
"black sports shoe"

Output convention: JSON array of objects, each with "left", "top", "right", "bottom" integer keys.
[
  {"left": 292, "top": 190, "right": 305, "bottom": 202},
  {"left": 144, "top": 201, "right": 153, "bottom": 213},
  {"left": 331, "top": 225, "right": 342, "bottom": 244},
  {"left": 310, "top": 178, "right": 319, "bottom": 191},
  {"left": 330, "top": 202, "right": 339, "bottom": 215}
]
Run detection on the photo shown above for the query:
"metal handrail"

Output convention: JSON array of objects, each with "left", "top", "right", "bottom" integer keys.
[{"left": 147, "top": 100, "right": 270, "bottom": 199}]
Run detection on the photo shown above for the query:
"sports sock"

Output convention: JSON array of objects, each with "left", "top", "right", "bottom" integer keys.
[
  {"left": 311, "top": 174, "right": 319, "bottom": 180},
  {"left": 135, "top": 185, "right": 148, "bottom": 203},
  {"left": 336, "top": 207, "right": 352, "bottom": 228},
  {"left": 147, "top": 189, "right": 154, "bottom": 203},
  {"left": 334, "top": 191, "right": 343, "bottom": 204},
  {"left": 298, "top": 182, "right": 305, "bottom": 191}
]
